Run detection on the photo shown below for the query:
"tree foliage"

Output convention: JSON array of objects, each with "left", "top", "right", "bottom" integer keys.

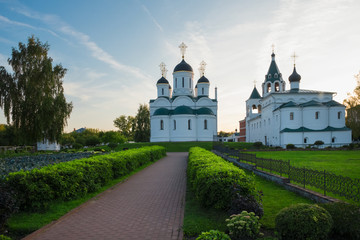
[
  {"left": 344, "top": 72, "right": 360, "bottom": 140},
  {"left": 113, "top": 115, "right": 134, "bottom": 140},
  {"left": 133, "top": 104, "right": 150, "bottom": 142},
  {"left": 0, "top": 36, "right": 73, "bottom": 144}
]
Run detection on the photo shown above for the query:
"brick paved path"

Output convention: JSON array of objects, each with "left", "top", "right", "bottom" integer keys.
[{"left": 24, "top": 152, "right": 187, "bottom": 240}]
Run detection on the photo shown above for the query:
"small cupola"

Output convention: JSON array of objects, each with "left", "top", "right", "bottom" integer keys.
[
  {"left": 196, "top": 61, "right": 210, "bottom": 97},
  {"left": 288, "top": 52, "right": 301, "bottom": 90},
  {"left": 262, "top": 46, "right": 285, "bottom": 96},
  {"left": 157, "top": 62, "right": 171, "bottom": 98}
]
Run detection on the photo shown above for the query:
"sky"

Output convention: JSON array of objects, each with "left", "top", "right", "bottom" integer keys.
[{"left": 0, "top": 0, "right": 360, "bottom": 133}]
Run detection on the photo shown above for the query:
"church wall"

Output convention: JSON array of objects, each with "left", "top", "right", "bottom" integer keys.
[
  {"left": 150, "top": 116, "right": 170, "bottom": 142},
  {"left": 172, "top": 96, "right": 195, "bottom": 108},
  {"left": 172, "top": 72, "right": 194, "bottom": 97},
  {"left": 169, "top": 115, "right": 197, "bottom": 141},
  {"left": 196, "top": 115, "right": 217, "bottom": 141},
  {"left": 303, "top": 107, "right": 328, "bottom": 130},
  {"left": 329, "top": 107, "right": 345, "bottom": 128}
]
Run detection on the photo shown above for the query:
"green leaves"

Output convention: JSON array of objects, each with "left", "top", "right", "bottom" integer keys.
[{"left": 0, "top": 36, "right": 72, "bottom": 145}]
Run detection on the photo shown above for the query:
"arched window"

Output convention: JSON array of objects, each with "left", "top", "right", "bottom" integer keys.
[
  {"left": 304, "top": 137, "right": 308, "bottom": 144},
  {"left": 202, "top": 88, "right": 204, "bottom": 95},
  {"left": 182, "top": 77, "right": 184, "bottom": 88},
  {"left": 188, "top": 119, "right": 191, "bottom": 130},
  {"left": 258, "top": 105, "right": 262, "bottom": 113},
  {"left": 267, "top": 83, "right": 271, "bottom": 93},
  {"left": 332, "top": 137, "right": 336, "bottom": 143},
  {"left": 274, "top": 73, "right": 278, "bottom": 78},
  {"left": 315, "top": 111, "right": 319, "bottom": 119},
  {"left": 275, "top": 82, "right": 280, "bottom": 92},
  {"left": 173, "top": 120, "right": 176, "bottom": 130},
  {"left": 337, "top": 111, "right": 341, "bottom": 119},
  {"left": 204, "top": 119, "right": 207, "bottom": 129},
  {"left": 160, "top": 120, "right": 164, "bottom": 130},
  {"left": 175, "top": 78, "right": 177, "bottom": 88},
  {"left": 290, "top": 112, "right": 294, "bottom": 120},
  {"left": 268, "top": 74, "right": 271, "bottom": 79},
  {"left": 189, "top": 78, "right": 191, "bottom": 88},
  {"left": 161, "top": 88, "right": 164, "bottom": 95}
]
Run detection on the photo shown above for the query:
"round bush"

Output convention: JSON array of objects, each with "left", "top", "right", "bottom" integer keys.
[
  {"left": 226, "top": 211, "right": 262, "bottom": 240},
  {"left": 286, "top": 144, "right": 295, "bottom": 149},
  {"left": 275, "top": 203, "right": 333, "bottom": 240},
  {"left": 196, "top": 230, "right": 231, "bottom": 240},
  {"left": 320, "top": 202, "right": 360, "bottom": 240}
]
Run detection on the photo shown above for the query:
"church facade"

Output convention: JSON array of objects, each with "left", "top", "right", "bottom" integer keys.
[
  {"left": 149, "top": 43, "right": 218, "bottom": 142},
  {"left": 245, "top": 51, "right": 352, "bottom": 148}
]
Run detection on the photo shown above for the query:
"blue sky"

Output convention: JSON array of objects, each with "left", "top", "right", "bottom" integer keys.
[{"left": 1, "top": 0, "right": 360, "bottom": 132}]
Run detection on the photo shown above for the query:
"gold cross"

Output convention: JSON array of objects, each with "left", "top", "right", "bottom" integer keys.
[
  {"left": 271, "top": 44, "right": 275, "bottom": 53},
  {"left": 179, "top": 42, "right": 187, "bottom": 59},
  {"left": 291, "top": 52, "right": 298, "bottom": 65},
  {"left": 253, "top": 79, "right": 257, "bottom": 87}
]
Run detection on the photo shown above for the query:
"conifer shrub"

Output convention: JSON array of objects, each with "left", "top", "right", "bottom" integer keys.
[
  {"left": 188, "top": 147, "right": 257, "bottom": 210},
  {"left": 5, "top": 146, "right": 165, "bottom": 211},
  {"left": 275, "top": 203, "right": 333, "bottom": 240},
  {"left": 286, "top": 144, "right": 295, "bottom": 149},
  {"left": 229, "top": 185, "right": 263, "bottom": 218},
  {"left": 196, "top": 230, "right": 230, "bottom": 240},
  {"left": 320, "top": 202, "right": 360, "bottom": 240},
  {"left": 226, "top": 211, "right": 262, "bottom": 240}
]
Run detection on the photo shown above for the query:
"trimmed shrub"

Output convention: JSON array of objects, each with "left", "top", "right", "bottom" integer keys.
[
  {"left": 253, "top": 142, "right": 263, "bottom": 149},
  {"left": 6, "top": 146, "right": 166, "bottom": 211},
  {"left": 275, "top": 203, "right": 333, "bottom": 240},
  {"left": 226, "top": 211, "right": 262, "bottom": 240},
  {"left": 0, "top": 235, "right": 12, "bottom": 240},
  {"left": 320, "top": 202, "right": 360, "bottom": 240},
  {"left": 196, "top": 230, "right": 230, "bottom": 240},
  {"left": 286, "top": 144, "right": 295, "bottom": 149},
  {"left": 0, "top": 182, "right": 18, "bottom": 231},
  {"left": 188, "top": 147, "right": 257, "bottom": 210},
  {"left": 229, "top": 185, "right": 263, "bottom": 218},
  {"left": 314, "top": 140, "right": 324, "bottom": 146}
]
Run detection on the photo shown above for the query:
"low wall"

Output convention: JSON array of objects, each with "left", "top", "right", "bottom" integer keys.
[{"left": 213, "top": 150, "right": 339, "bottom": 204}]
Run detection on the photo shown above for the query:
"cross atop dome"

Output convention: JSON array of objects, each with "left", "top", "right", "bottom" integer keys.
[
  {"left": 159, "top": 62, "right": 167, "bottom": 78},
  {"left": 198, "top": 60, "right": 207, "bottom": 76},
  {"left": 291, "top": 52, "right": 298, "bottom": 66},
  {"left": 179, "top": 42, "right": 187, "bottom": 59}
]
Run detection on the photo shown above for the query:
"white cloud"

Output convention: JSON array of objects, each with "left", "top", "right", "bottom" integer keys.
[{"left": 141, "top": 5, "right": 163, "bottom": 32}]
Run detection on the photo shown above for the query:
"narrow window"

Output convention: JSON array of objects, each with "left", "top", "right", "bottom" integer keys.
[
  {"left": 337, "top": 111, "right": 341, "bottom": 119},
  {"left": 204, "top": 119, "right": 207, "bottom": 129},
  {"left": 290, "top": 112, "right": 294, "bottom": 120},
  {"left": 332, "top": 137, "right": 336, "bottom": 143},
  {"left": 173, "top": 120, "right": 176, "bottom": 130},
  {"left": 304, "top": 138, "right": 308, "bottom": 144},
  {"left": 315, "top": 111, "right": 319, "bottom": 119},
  {"left": 202, "top": 88, "right": 204, "bottom": 95},
  {"left": 182, "top": 77, "right": 184, "bottom": 88},
  {"left": 189, "top": 78, "right": 191, "bottom": 88},
  {"left": 161, "top": 88, "right": 164, "bottom": 95},
  {"left": 188, "top": 119, "right": 191, "bottom": 130},
  {"left": 175, "top": 78, "right": 177, "bottom": 88},
  {"left": 275, "top": 82, "right": 280, "bottom": 92},
  {"left": 160, "top": 120, "right": 164, "bottom": 130},
  {"left": 258, "top": 105, "right": 262, "bottom": 113},
  {"left": 267, "top": 83, "right": 271, "bottom": 93}
]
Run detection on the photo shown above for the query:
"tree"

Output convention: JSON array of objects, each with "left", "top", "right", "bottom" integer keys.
[
  {"left": 133, "top": 104, "right": 150, "bottom": 142},
  {"left": 0, "top": 36, "right": 73, "bottom": 145},
  {"left": 344, "top": 72, "right": 360, "bottom": 140},
  {"left": 113, "top": 115, "right": 135, "bottom": 140},
  {"left": 101, "top": 131, "right": 126, "bottom": 144}
]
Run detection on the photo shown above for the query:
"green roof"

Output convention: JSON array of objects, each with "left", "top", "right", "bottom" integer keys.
[
  {"left": 274, "top": 100, "right": 344, "bottom": 112},
  {"left": 299, "top": 100, "right": 324, "bottom": 107},
  {"left": 265, "top": 53, "right": 282, "bottom": 83},
  {"left": 249, "top": 87, "right": 261, "bottom": 99},
  {"left": 280, "top": 126, "right": 351, "bottom": 133},
  {"left": 153, "top": 106, "right": 215, "bottom": 116}
]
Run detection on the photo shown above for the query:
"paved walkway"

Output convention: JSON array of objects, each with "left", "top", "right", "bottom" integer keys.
[{"left": 24, "top": 152, "right": 188, "bottom": 240}]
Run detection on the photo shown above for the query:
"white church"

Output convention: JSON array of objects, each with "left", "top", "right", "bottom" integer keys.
[
  {"left": 245, "top": 50, "right": 352, "bottom": 148},
  {"left": 149, "top": 43, "right": 218, "bottom": 142}
]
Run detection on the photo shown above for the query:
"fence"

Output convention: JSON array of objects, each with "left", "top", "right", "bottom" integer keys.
[{"left": 213, "top": 144, "right": 360, "bottom": 203}]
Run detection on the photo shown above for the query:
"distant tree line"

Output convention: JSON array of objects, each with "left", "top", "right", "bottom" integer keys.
[{"left": 344, "top": 72, "right": 360, "bottom": 141}]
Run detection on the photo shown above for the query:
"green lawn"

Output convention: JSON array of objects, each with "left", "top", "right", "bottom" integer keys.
[
  {"left": 183, "top": 169, "right": 313, "bottom": 239},
  {"left": 116, "top": 141, "right": 213, "bottom": 152},
  {"left": 253, "top": 150, "right": 360, "bottom": 179}
]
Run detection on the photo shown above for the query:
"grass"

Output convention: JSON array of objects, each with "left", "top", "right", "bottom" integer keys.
[
  {"left": 253, "top": 150, "right": 360, "bottom": 179},
  {"left": 6, "top": 159, "right": 160, "bottom": 240},
  {"left": 116, "top": 141, "right": 213, "bottom": 152},
  {"left": 183, "top": 168, "right": 313, "bottom": 239}
]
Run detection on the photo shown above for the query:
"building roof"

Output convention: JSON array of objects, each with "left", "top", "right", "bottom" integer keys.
[
  {"left": 249, "top": 87, "right": 261, "bottom": 99},
  {"left": 273, "top": 89, "right": 335, "bottom": 95},
  {"left": 157, "top": 77, "right": 169, "bottom": 84},
  {"left": 197, "top": 76, "right": 209, "bottom": 83},
  {"left": 280, "top": 126, "right": 351, "bottom": 133},
  {"left": 173, "top": 59, "right": 193, "bottom": 72},
  {"left": 274, "top": 100, "right": 344, "bottom": 111},
  {"left": 265, "top": 52, "right": 282, "bottom": 83},
  {"left": 153, "top": 106, "right": 215, "bottom": 116},
  {"left": 288, "top": 65, "right": 301, "bottom": 82}
]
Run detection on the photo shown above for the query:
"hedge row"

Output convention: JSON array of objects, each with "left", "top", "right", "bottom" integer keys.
[
  {"left": 188, "top": 147, "right": 257, "bottom": 210},
  {"left": 5, "top": 146, "right": 166, "bottom": 210}
]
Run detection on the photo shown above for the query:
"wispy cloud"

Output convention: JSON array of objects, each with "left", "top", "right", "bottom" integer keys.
[
  {"left": 0, "top": 14, "right": 35, "bottom": 28},
  {"left": 141, "top": 5, "right": 163, "bottom": 32}
]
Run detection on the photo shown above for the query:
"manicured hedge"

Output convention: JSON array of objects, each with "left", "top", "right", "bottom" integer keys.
[
  {"left": 188, "top": 147, "right": 256, "bottom": 210},
  {"left": 5, "top": 146, "right": 166, "bottom": 210}
]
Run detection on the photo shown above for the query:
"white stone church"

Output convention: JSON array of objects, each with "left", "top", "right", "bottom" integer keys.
[
  {"left": 149, "top": 43, "right": 218, "bottom": 142},
  {"left": 245, "top": 51, "right": 352, "bottom": 147}
]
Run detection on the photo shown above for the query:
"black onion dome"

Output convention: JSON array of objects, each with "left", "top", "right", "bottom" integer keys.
[
  {"left": 197, "top": 76, "right": 209, "bottom": 83},
  {"left": 157, "top": 77, "right": 169, "bottom": 84},
  {"left": 173, "top": 59, "right": 193, "bottom": 72},
  {"left": 288, "top": 66, "right": 301, "bottom": 82}
]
